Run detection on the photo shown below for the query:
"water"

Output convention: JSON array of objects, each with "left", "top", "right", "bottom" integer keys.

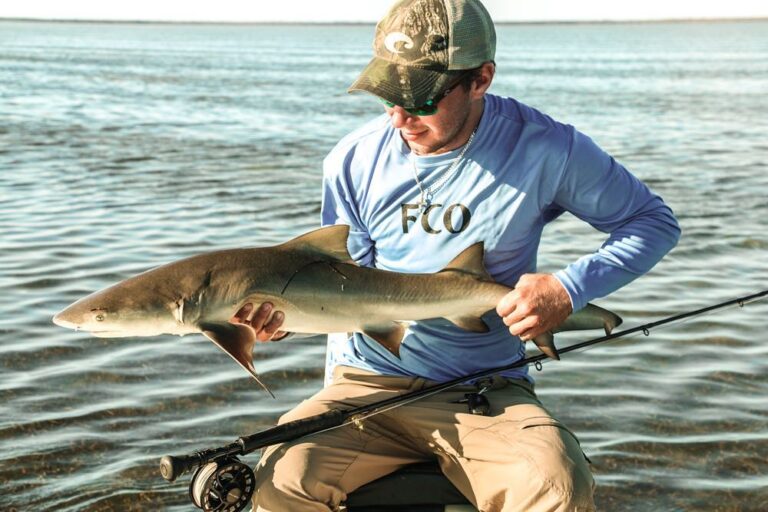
[{"left": 1, "top": 20, "right": 767, "bottom": 511}]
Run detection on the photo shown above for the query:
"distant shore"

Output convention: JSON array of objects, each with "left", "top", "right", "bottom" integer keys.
[{"left": 1, "top": 16, "right": 766, "bottom": 26}]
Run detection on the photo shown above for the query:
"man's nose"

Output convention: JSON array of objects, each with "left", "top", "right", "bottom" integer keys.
[{"left": 389, "top": 106, "right": 417, "bottom": 129}]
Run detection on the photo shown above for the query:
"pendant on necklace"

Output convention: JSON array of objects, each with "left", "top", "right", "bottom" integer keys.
[{"left": 418, "top": 191, "right": 432, "bottom": 212}]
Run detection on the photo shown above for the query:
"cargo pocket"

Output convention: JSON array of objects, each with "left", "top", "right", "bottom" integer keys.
[
  {"left": 514, "top": 415, "right": 596, "bottom": 510},
  {"left": 519, "top": 416, "right": 591, "bottom": 464}
]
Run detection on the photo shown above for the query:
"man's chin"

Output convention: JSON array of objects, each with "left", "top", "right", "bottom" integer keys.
[
  {"left": 401, "top": 130, "right": 467, "bottom": 156},
  {"left": 402, "top": 134, "right": 439, "bottom": 155}
]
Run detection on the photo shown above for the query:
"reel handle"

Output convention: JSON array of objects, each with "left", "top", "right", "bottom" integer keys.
[
  {"left": 160, "top": 442, "right": 244, "bottom": 482},
  {"left": 160, "top": 454, "right": 200, "bottom": 482}
]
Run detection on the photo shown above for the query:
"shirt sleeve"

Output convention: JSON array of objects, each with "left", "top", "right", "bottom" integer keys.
[
  {"left": 320, "top": 152, "right": 376, "bottom": 267},
  {"left": 552, "top": 128, "right": 681, "bottom": 311}
]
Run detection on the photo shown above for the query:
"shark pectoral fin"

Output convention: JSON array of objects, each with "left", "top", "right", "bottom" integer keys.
[
  {"left": 531, "top": 331, "right": 560, "bottom": 360},
  {"left": 446, "top": 315, "right": 490, "bottom": 333},
  {"left": 363, "top": 322, "right": 406, "bottom": 358},
  {"left": 200, "top": 322, "right": 275, "bottom": 398},
  {"left": 552, "top": 303, "right": 623, "bottom": 335}
]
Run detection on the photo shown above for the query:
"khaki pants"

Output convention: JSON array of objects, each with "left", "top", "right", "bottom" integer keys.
[{"left": 252, "top": 366, "right": 594, "bottom": 512}]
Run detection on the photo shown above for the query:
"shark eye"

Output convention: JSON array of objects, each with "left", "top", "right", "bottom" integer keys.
[{"left": 91, "top": 309, "right": 107, "bottom": 322}]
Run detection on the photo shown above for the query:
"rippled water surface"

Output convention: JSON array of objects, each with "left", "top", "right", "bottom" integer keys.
[{"left": 1, "top": 20, "right": 767, "bottom": 511}]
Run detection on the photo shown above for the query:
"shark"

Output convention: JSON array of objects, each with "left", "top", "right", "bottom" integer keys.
[{"left": 53, "top": 225, "right": 622, "bottom": 395}]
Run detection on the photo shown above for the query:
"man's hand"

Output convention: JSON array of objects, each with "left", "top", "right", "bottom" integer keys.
[
  {"left": 496, "top": 273, "right": 572, "bottom": 341},
  {"left": 230, "top": 302, "right": 288, "bottom": 342}
]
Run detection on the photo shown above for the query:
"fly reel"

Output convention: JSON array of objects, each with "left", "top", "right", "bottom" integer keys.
[{"left": 189, "top": 457, "right": 255, "bottom": 512}]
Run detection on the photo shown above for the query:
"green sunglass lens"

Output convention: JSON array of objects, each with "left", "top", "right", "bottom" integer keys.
[
  {"left": 378, "top": 97, "right": 438, "bottom": 116},
  {"left": 412, "top": 104, "right": 438, "bottom": 116}
]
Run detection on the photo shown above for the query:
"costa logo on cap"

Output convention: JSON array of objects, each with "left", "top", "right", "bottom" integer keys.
[
  {"left": 384, "top": 32, "right": 415, "bottom": 54},
  {"left": 375, "top": 0, "right": 450, "bottom": 66}
]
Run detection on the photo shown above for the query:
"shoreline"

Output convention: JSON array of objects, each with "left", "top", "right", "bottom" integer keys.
[{"left": 1, "top": 17, "right": 766, "bottom": 26}]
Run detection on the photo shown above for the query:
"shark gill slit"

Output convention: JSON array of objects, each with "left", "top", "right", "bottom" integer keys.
[
  {"left": 279, "top": 260, "right": 347, "bottom": 295},
  {"left": 174, "top": 299, "right": 184, "bottom": 324}
]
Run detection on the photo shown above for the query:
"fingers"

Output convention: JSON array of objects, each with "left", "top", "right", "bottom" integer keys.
[
  {"left": 250, "top": 303, "right": 273, "bottom": 332},
  {"left": 231, "top": 303, "right": 254, "bottom": 324},
  {"left": 257, "top": 310, "right": 285, "bottom": 342},
  {"left": 495, "top": 289, "right": 519, "bottom": 318},
  {"left": 498, "top": 292, "right": 537, "bottom": 339},
  {"left": 504, "top": 314, "right": 540, "bottom": 341},
  {"left": 499, "top": 301, "right": 527, "bottom": 329},
  {"left": 496, "top": 273, "right": 568, "bottom": 342},
  {"left": 230, "top": 302, "right": 287, "bottom": 342}
]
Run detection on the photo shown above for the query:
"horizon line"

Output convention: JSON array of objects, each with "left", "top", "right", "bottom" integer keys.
[{"left": 2, "top": 16, "right": 767, "bottom": 26}]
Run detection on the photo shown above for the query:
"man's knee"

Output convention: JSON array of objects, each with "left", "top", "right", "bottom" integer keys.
[
  {"left": 513, "top": 426, "right": 594, "bottom": 511},
  {"left": 252, "top": 442, "right": 344, "bottom": 511}
]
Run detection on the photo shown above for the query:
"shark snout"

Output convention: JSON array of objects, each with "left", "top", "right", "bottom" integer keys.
[{"left": 52, "top": 309, "right": 80, "bottom": 331}]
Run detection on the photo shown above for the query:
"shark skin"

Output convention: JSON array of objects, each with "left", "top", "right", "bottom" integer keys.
[{"left": 53, "top": 225, "right": 622, "bottom": 395}]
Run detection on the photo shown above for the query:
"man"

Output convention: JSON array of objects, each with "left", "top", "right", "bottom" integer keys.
[{"left": 236, "top": 0, "right": 681, "bottom": 510}]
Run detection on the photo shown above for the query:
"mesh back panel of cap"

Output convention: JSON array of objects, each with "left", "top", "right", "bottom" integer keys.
[{"left": 444, "top": 0, "right": 496, "bottom": 70}]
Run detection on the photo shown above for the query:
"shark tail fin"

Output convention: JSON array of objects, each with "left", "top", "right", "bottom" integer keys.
[
  {"left": 552, "top": 303, "right": 623, "bottom": 335},
  {"left": 536, "top": 303, "right": 624, "bottom": 361},
  {"left": 200, "top": 322, "right": 275, "bottom": 398}
]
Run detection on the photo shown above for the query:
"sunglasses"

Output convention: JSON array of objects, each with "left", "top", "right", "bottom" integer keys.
[{"left": 378, "top": 72, "right": 472, "bottom": 116}]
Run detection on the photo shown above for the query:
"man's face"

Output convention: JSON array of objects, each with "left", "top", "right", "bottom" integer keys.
[{"left": 383, "top": 84, "right": 474, "bottom": 156}]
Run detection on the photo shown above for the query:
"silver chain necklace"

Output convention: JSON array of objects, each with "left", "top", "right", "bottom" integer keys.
[{"left": 411, "top": 128, "right": 477, "bottom": 212}]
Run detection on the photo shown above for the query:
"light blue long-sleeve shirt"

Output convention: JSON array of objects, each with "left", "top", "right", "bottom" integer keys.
[{"left": 321, "top": 93, "right": 680, "bottom": 382}]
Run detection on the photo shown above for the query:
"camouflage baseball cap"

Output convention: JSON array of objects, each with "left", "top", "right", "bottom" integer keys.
[{"left": 349, "top": 0, "right": 496, "bottom": 109}]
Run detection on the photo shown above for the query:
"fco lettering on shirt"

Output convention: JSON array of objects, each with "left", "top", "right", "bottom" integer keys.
[{"left": 401, "top": 203, "right": 471, "bottom": 234}]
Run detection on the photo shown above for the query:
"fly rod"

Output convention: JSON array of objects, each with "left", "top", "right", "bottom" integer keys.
[{"left": 159, "top": 289, "right": 767, "bottom": 510}]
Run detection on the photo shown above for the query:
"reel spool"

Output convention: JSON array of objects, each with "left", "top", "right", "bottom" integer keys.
[{"left": 189, "top": 457, "right": 255, "bottom": 512}]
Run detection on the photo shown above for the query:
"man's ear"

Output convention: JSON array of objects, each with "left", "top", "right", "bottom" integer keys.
[{"left": 471, "top": 62, "right": 496, "bottom": 99}]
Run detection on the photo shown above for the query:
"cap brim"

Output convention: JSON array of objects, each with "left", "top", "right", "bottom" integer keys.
[{"left": 348, "top": 57, "right": 461, "bottom": 109}]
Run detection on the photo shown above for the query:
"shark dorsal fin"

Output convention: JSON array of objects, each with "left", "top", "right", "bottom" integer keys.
[
  {"left": 440, "top": 242, "right": 491, "bottom": 280},
  {"left": 278, "top": 225, "right": 355, "bottom": 264}
]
